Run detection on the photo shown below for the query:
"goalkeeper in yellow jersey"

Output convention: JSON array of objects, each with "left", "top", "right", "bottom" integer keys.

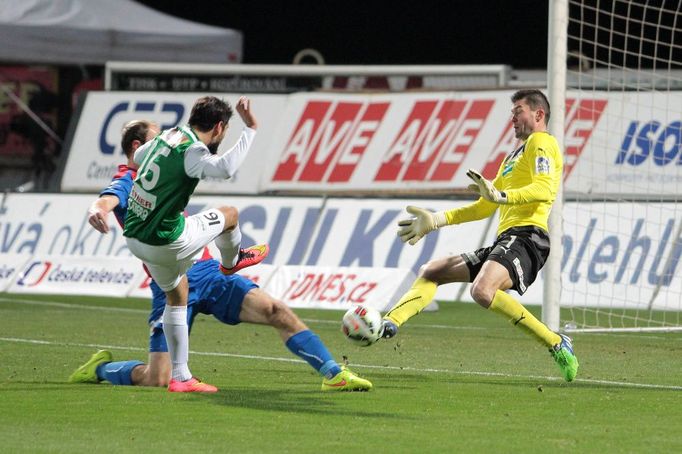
[{"left": 380, "top": 89, "right": 579, "bottom": 382}]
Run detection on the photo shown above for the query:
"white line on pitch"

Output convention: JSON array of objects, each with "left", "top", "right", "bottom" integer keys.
[
  {"left": 0, "top": 296, "right": 485, "bottom": 331},
  {"left": 3, "top": 297, "right": 679, "bottom": 337},
  {"left": 3, "top": 296, "right": 681, "bottom": 337},
  {"left": 0, "top": 297, "right": 148, "bottom": 314},
  {"left": 1, "top": 336, "right": 681, "bottom": 391}
]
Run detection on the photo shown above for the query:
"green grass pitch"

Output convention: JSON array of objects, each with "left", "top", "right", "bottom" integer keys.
[{"left": 1, "top": 292, "right": 681, "bottom": 453}]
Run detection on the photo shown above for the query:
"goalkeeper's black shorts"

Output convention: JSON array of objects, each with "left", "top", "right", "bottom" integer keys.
[{"left": 461, "top": 225, "right": 550, "bottom": 295}]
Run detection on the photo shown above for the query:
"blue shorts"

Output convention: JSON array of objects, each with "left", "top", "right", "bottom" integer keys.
[{"left": 148, "top": 259, "right": 258, "bottom": 352}]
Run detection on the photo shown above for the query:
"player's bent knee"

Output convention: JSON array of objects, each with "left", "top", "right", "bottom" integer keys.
[
  {"left": 267, "top": 300, "right": 288, "bottom": 322},
  {"left": 419, "top": 260, "right": 448, "bottom": 284},
  {"left": 254, "top": 296, "right": 283, "bottom": 325},
  {"left": 417, "top": 262, "right": 431, "bottom": 277},
  {"left": 470, "top": 282, "right": 494, "bottom": 308},
  {"left": 217, "top": 205, "right": 239, "bottom": 229},
  {"left": 270, "top": 300, "right": 307, "bottom": 331}
]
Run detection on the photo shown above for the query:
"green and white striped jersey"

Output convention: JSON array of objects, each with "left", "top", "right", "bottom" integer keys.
[{"left": 123, "top": 126, "right": 200, "bottom": 245}]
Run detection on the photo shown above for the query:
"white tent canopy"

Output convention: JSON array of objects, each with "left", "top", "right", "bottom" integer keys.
[{"left": 0, "top": 0, "right": 243, "bottom": 64}]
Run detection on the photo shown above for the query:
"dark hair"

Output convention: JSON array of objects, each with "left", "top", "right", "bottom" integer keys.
[
  {"left": 188, "top": 96, "right": 233, "bottom": 132},
  {"left": 121, "top": 120, "right": 153, "bottom": 158},
  {"left": 511, "top": 89, "right": 551, "bottom": 124}
]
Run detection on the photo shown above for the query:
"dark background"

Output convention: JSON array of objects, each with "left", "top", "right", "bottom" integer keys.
[{"left": 136, "top": 0, "right": 550, "bottom": 68}]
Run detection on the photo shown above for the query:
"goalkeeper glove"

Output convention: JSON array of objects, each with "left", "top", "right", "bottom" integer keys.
[
  {"left": 397, "top": 205, "right": 448, "bottom": 245},
  {"left": 466, "top": 169, "right": 507, "bottom": 204}
]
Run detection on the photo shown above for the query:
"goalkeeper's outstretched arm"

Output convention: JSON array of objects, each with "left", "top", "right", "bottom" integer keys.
[
  {"left": 442, "top": 198, "right": 498, "bottom": 226},
  {"left": 397, "top": 199, "right": 498, "bottom": 245}
]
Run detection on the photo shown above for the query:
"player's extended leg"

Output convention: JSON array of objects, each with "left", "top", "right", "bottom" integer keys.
[
  {"left": 104, "top": 279, "right": 178, "bottom": 388},
  {"left": 239, "top": 289, "right": 372, "bottom": 391},
  {"left": 69, "top": 306, "right": 171, "bottom": 386},
  {"left": 471, "top": 261, "right": 578, "bottom": 381},
  {"left": 127, "top": 301, "right": 175, "bottom": 387},
  {"left": 68, "top": 351, "right": 170, "bottom": 386},
  {"left": 212, "top": 206, "right": 269, "bottom": 275},
  {"left": 381, "top": 255, "right": 471, "bottom": 338},
  {"left": 471, "top": 260, "right": 560, "bottom": 344}
]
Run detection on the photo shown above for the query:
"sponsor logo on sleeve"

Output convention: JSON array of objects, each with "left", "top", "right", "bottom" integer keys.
[{"left": 536, "top": 156, "right": 551, "bottom": 174}]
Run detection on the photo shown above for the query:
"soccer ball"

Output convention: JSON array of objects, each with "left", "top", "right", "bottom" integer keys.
[{"left": 341, "top": 305, "right": 383, "bottom": 347}]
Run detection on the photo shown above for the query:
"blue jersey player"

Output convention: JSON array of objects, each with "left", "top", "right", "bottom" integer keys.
[{"left": 68, "top": 119, "right": 372, "bottom": 392}]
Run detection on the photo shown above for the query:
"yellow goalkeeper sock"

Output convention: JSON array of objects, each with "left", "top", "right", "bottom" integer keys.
[
  {"left": 384, "top": 278, "right": 438, "bottom": 326},
  {"left": 489, "top": 290, "right": 561, "bottom": 347}
]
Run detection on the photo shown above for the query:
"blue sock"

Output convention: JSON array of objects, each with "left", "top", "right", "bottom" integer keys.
[
  {"left": 96, "top": 360, "right": 144, "bottom": 386},
  {"left": 285, "top": 330, "right": 342, "bottom": 379}
]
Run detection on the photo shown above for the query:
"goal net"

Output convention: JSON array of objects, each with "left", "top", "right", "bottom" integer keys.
[{"left": 557, "top": 0, "right": 682, "bottom": 332}]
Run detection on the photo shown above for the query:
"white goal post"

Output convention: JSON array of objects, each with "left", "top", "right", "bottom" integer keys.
[
  {"left": 543, "top": 0, "right": 568, "bottom": 332},
  {"left": 545, "top": 0, "right": 682, "bottom": 333}
]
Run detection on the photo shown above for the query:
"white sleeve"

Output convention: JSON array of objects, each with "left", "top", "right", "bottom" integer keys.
[
  {"left": 183, "top": 127, "right": 257, "bottom": 179},
  {"left": 133, "top": 140, "right": 154, "bottom": 166}
]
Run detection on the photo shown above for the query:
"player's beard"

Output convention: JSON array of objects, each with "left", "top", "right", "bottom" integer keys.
[
  {"left": 515, "top": 123, "right": 530, "bottom": 140},
  {"left": 208, "top": 128, "right": 225, "bottom": 154}
]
